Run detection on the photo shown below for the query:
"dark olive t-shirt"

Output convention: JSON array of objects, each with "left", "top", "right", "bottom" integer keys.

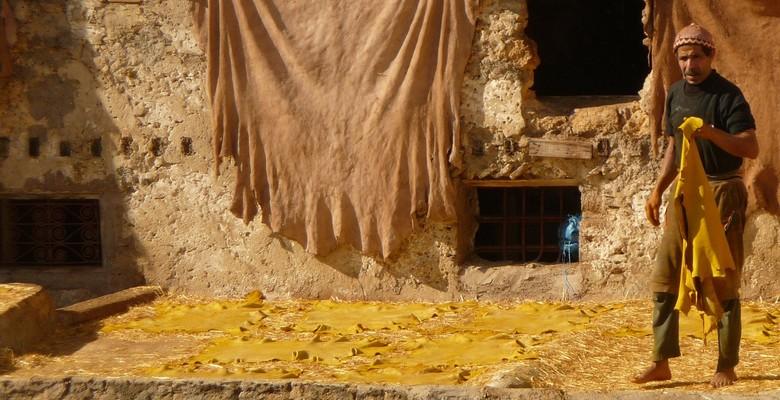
[{"left": 665, "top": 70, "right": 756, "bottom": 176}]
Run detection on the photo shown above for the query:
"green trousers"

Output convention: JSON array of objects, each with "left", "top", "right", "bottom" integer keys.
[
  {"left": 652, "top": 292, "right": 741, "bottom": 371},
  {"left": 651, "top": 177, "right": 747, "bottom": 298},
  {"left": 650, "top": 177, "right": 746, "bottom": 371}
]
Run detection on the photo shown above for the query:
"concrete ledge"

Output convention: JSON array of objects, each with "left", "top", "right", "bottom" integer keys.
[
  {"left": 56, "top": 286, "right": 161, "bottom": 326},
  {"left": 0, "top": 284, "right": 54, "bottom": 354},
  {"left": 0, "top": 377, "right": 777, "bottom": 400},
  {"left": 0, "top": 378, "right": 566, "bottom": 400}
]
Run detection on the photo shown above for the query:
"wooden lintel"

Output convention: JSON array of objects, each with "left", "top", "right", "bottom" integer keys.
[
  {"left": 528, "top": 138, "right": 592, "bottom": 160},
  {"left": 463, "top": 179, "right": 579, "bottom": 187}
]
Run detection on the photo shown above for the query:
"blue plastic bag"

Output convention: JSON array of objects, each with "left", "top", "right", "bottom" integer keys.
[{"left": 559, "top": 214, "right": 581, "bottom": 263}]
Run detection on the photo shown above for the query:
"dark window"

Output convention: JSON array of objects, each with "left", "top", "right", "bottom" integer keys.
[
  {"left": 59, "top": 141, "right": 72, "bottom": 157},
  {"left": 180, "top": 137, "right": 194, "bottom": 156},
  {"left": 28, "top": 137, "right": 40, "bottom": 158},
  {"left": 120, "top": 137, "right": 133, "bottom": 155},
  {"left": 526, "top": 0, "right": 649, "bottom": 96},
  {"left": 151, "top": 138, "right": 165, "bottom": 156},
  {"left": 474, "top": 186, "right": 581, "bottom": 263},
  {"left": 0, "top": 137, "right": 9, "bottom": 158},
  {"left": 90, "top": 138, "right": 102, "bottom": 157},
  {"left": 0, "top": 199, "right": 102, "bottom": 267}
]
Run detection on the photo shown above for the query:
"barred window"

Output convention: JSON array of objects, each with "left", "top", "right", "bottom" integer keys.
[
  {"left": 0, "top": 199, "right": 102, "bottom": 267},
  {"left": 475, "top": 186, "right": 580, "bottom": 263}
]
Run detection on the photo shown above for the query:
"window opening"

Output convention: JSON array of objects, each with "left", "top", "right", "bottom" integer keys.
[
  {"left": 151, "top": 137, "right": 165, "bottom": 156},
  {"left": 28, "top": 137, "right": 40, "bottom": 158},
  {"left": 59, "top": 141, "right": 72, "bottom": 157},
  {"left": 0, "top": 199, "right": 102, "bottom": 267},
  {"left": 474, "top": 186, "right": 581, "bottom": 263},
  {"left": 90, "top": 138, "right": 102, "bottom": 157},
  {"left": 526, "top": 0, "right": 649, "bottom": 96},
  {"left": 180, "top": 137, "right": 194, "bottom": 156},
  {"left": 0, "top": 137, "right": 9, "bottom": 158},
  {"left": 120, "top": 137, "right": 133, "bottom": 155}
]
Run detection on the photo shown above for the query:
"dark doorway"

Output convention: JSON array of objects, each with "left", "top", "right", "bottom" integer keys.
[{"left": 526, "top": 0, "right": 649, "bottom": 96}]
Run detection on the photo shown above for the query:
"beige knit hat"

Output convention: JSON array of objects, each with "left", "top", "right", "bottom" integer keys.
[{"left": 673, "top": 23, "right": 716, "bottom": 52}]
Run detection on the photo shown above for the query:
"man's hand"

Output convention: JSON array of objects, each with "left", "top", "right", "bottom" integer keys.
[
  {"left": 691, "top": 123, "right": 714, "bottom": 140},
  {"left": 645, "top": 191, "right": 662, "bottom": 226}
]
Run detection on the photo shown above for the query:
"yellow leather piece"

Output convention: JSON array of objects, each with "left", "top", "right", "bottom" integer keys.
[
  {"left": 602, "top": 305, "right": 780, "bottom": 345},
  {"left": 104, "top": 293, "right": 613, "bottom": 384},
  {"left": 679, "top": 305, "right": 780, "bottom": 344},
  {"left": 101, "top": 300, "right": 273, "bottom": 335},
  {"left": 99, "top": 294, "right": 780, "bottom": 384},
  {"left": 672, "top": 117, "right": 736, "bottom": 337},
  {"left": 293, "top": 300, "right": 441, "bottom": 333}
]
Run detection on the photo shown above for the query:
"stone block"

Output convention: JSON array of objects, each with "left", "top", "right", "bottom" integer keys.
[
  {"left": 0, "top": 283, "right": 54, "bottom": 354},
  {"left": 56, "top": 286, "right": 161, "bottom": 326}
]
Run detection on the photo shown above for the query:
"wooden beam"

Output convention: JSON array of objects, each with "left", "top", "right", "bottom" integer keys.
[
  {"left": 528, "top": 138, "right": 592, "bottom": 160},
  {"left": 463, "top": 179, "right": 579, "bottom": 187}
]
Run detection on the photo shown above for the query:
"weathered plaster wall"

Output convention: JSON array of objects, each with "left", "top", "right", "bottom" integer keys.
[
  {"left": 458, "top": 0, "right": 780, "bottom": 301},
  {"left": 456, "top": 0, "right": 659, "bottom": 299},
  {"left": 0, "top": 0, "right": 777, "bottom": 305},
  {"left": 0, "top": 0, "right": 464, "bottom": 306}
]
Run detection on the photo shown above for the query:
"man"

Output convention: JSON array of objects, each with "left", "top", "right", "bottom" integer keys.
[{"left": 633, "top": 23, "right": 759, "bottom": 388}]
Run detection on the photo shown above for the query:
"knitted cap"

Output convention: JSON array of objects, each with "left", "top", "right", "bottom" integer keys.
[{"left": 673, "top": 23, "right": 715, "bottom": 52}]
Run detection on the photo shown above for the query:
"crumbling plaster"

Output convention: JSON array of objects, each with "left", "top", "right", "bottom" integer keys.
[
  {"left": 459, "top": 0, "right": 778, "bottom": 301},
  {"left": 458, "top": 0, "right": 661, "bottom": 299},
  {"left": 0, "top": 0, "right": 776, "bottom": 305},
  {"left": 0, "top": 0, "right": 464, "bottom": 305}
]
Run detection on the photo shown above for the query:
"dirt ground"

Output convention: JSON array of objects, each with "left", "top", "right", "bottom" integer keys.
[{"left": 4, "top": 295, "right": 780, "bottom": 394}]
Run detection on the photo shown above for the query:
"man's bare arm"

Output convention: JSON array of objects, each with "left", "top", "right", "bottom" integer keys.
[
  {"left": 645, "top": 138, "right": 677, "bottom": 226},
  {"left": 696, "top": 126, "right": 759, "bottom": 159}
]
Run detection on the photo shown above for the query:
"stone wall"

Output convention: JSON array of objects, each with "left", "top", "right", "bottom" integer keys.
[
  {"left": 455, "top": 0, "right": 659, "bottom": 299},
  {"left": 0, "top": 0, "right": 777, "bottom": 305},
  {"left": 458, "top": 0, "right": 780, "bottom": 301},
  {"left": 0, "top": 0, "right": 463, "bottom": 305}
]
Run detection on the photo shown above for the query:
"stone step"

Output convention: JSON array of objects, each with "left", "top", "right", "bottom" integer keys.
[{"left": 56, "top": 286, "right": 162, "bottom": 326}]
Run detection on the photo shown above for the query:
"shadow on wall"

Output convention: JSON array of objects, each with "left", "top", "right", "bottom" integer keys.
[
  {"left": 313, "top": 223, "right": 459, "bottom": 297},
  {"left": 0, "top": 1, "right": 145, "bottom": 306}
]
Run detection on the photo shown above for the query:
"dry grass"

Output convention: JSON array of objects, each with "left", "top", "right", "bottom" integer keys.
[{"left": 532, "top": 301, "right": 780, "bottom": 393}]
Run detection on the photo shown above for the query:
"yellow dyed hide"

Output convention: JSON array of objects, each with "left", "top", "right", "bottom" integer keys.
[
  {"left": 672, "top": 117, "right": 736, "bottom": 335},
  {"left": 104, "top": 295, "right": 611, "bottom": 385}
]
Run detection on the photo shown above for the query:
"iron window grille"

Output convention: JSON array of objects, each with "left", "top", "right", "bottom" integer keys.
[
  {"left": 0, "top": 199, "right": 102, "bottom": 267},
  {"left": 475, "top": 186, "right": 580, "bottom": 263}
]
